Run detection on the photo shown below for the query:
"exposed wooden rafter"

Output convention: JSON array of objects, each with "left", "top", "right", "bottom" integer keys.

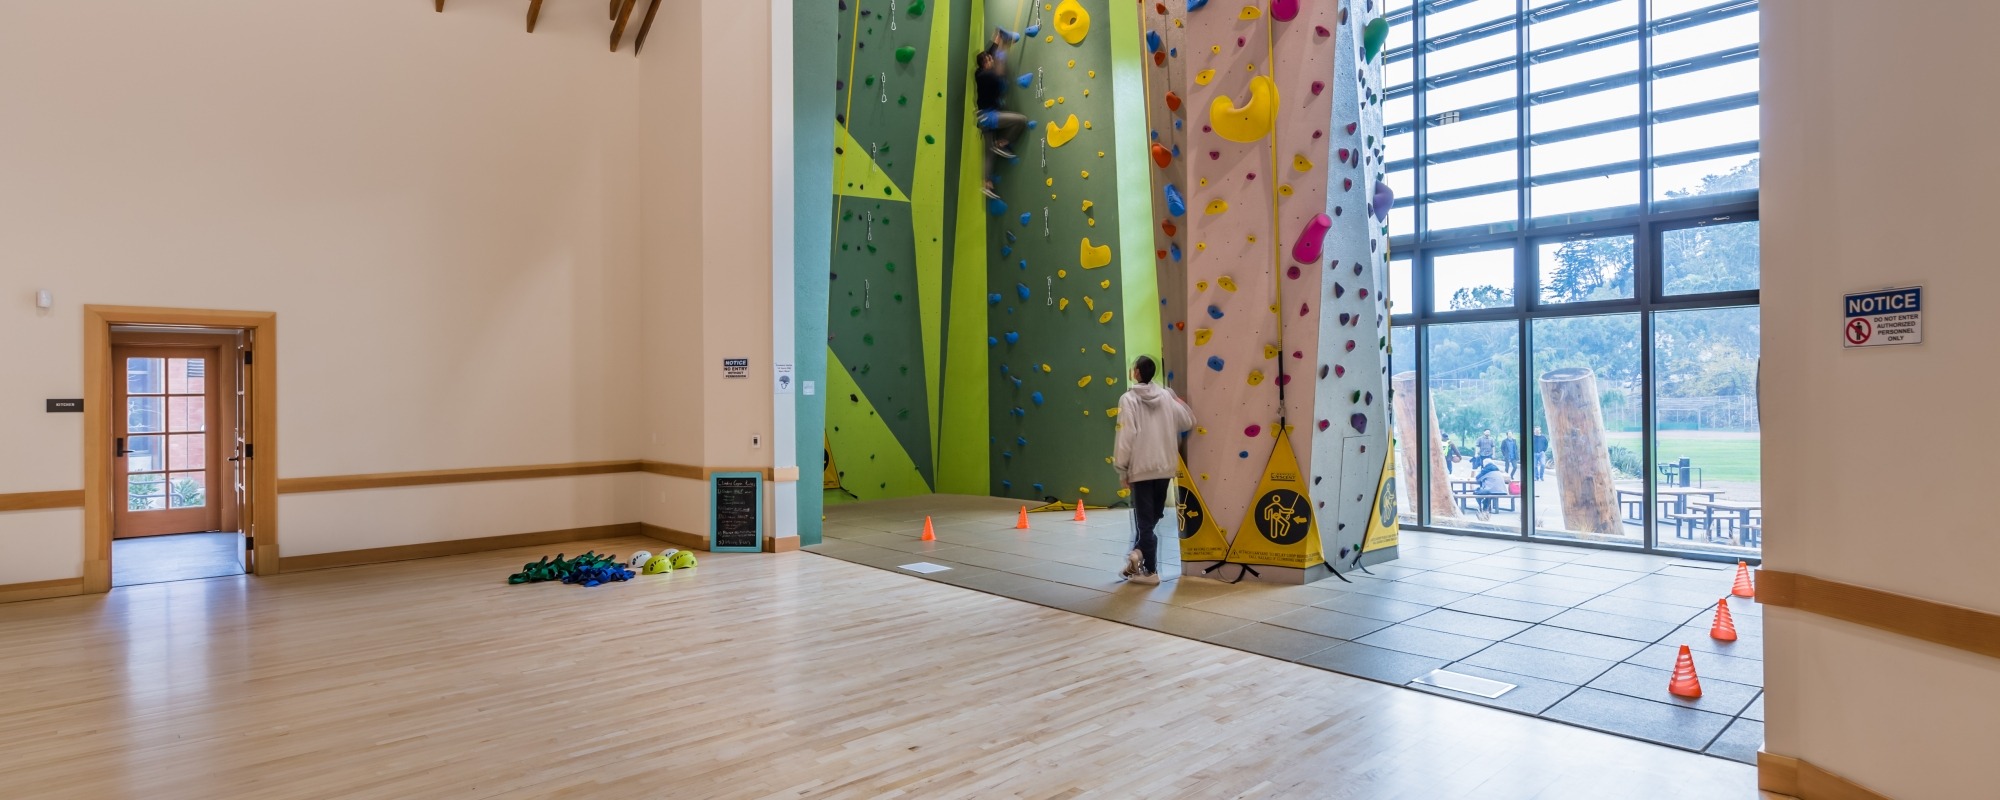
[
  {"left": 633, "top": 0, "right": 664, "bottom": 55},
  {"left": 608, "top": 0, "right": 639, "bottom": 52},
  {"left": 526, "top": 0, "right": 544, "bottom": 32},
  {"left": 436, "top": 0, "right": 662, "bottom": 57}
]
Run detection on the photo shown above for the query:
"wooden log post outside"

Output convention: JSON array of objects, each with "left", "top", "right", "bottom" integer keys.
[
  {"left": 1538, "top": 367, "right": 1621, "bottom": 536},
  {"left": 1393, "top": 372, "right": 1458, "bottom": 521}
]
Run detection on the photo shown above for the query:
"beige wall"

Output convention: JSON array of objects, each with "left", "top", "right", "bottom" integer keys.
[
  {"left": 1762, "top": 1, "right": 2000, "bottom": 795},
  {"left": 0, "top": 0, "right": 790, "bottom": 581}
]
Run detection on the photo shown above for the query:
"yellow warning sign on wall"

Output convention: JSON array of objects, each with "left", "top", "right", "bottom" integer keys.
[
  {"left": 822, "top": 436, "right": 841, "bottom": 490},
  {"left": 1228, "top": 429, "right": 1326, "bottom": 570},
  {"left": 1175, "top": 456, "right": 1229, "bottom": 562},
  {"left": 1362, "top": 444, "right": 1400, "bottom": 553}
]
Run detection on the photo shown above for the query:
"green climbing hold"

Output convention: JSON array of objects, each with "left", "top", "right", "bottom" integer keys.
[
  {"left": 893, "top": 293, "right": 904, "bottom": 302},
  {"left": 897, "top": 95, "right": 908, "bottom": 106},
  {"left": 884, "top": 186, "right": 893, "bottom": 196},
  {"left": 864, "top": 74, "right": 876, "bottom": 86},
  {"left": 908, "top": 0, "right": 924, "bottom": 16},
  {"left": 1363, "top": 18, "right": 1390, "bottom": 61},
  {"left": 896, "top": 46, "right": 917, "bottom": 63},
  {"left": 925, "top": 134, "right": 936, "bottom": 144},
  {"left": 885, "top": 262, "right": 896, "bottom": 271}
]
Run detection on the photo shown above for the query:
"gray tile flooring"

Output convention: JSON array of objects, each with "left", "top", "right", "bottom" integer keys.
[
  {"left": 111, "top": 531, "right": 244, "bottom": 587},
  {"left": 809, "top": 494, "right": 1764, "bottom": 763}
]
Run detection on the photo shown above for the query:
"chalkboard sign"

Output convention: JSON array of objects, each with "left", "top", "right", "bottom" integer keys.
[{"left": 709, "top": 472, "right": 763, "bottom": 552}]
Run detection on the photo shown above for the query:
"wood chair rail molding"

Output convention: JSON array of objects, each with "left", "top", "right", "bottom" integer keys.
[
  {"left": 1758, "top": 569, "right": 2000, "bottom": 660},
  {"left": 1758, "top": 751, "right": 1893, "bottom": 800}
]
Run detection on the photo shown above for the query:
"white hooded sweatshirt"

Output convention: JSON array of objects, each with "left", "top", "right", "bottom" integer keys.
[{"left": 1113, "top": 382, "right": 1196, "bottom": 483}]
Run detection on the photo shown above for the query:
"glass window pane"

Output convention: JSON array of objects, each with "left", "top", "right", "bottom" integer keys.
[
  {"left": 1390, "top": 256, "right": 1414, "bottom": 316},
  {"left": 1655, "top": 152, "right": 1759, "bottom": 201},
  {"left": 1652, "top": 306, "right": 1761, "bottom": 557},
  {"left": 128, "top": 474, "right": 167, "bottom": 511},
  {"left": 1430, "top": 110, "right": 1517, "bottom": 153},
  {"left": 1530, "top": 0, "right": 1637, "bottom": 50},
  {"left": 1388, "top": 17, "right": 1415, "bottom": 52},
  {"left": 1531, "top": 85, "right": 1638, "bottom": 133},
  {"left": 1428, "top": 0, "right": 1514, "bottom": 35},
  {"left": 127, "top": 435, "right": 165, "bottom": 472},
  {"left": 1428, "top": 150, "right": 1518, "bottom": 193},
  {"left": 1532, "top": 172, "right": 1641, "bottom": 222},
  {"left": 1649, "top": 0, "right": 1715, "bottom": 19},
  {"left": 1386, "top": 168, "right": 1414, "bottom": 206},
  {"left": 1654, "top": 105, "right": 1758, "bottom": 156},
  {"left": 1386, "top": 132, "right": 1414, "bottom": 166},
  {"left": 1432, "top": 247, "right": 1516, "bottom": 311},
  {"left": 1384, "top": 96, "right": 1415, "bottom": 127},
  {"left": 1532, "top": 129, "right": 1637, "bottom": 175},
  {"left": 169, "top": 472, "right": 207, "bottom": 509},
  {"left": 1427, "top": 190, "right": 1520, "bottom": 234},
  {"left": 1427, "top": 70, "right": 1518, "bottom": 114},
  {"left": 1653, "top": 60, "right": 1758, "bottom": 111},
  {"left": 169, "top": 433, "right": 206, "bottom": 472},
  {"left": 168, "top": 358, "right": 203, "bottom": 395},
  {"left": 1389, "top": 325, "right": 1420, "bottom": 526},
  {"left": 127, "top": 397, "right": 165, "bottom": 434},
  {"left": 1531, "top": 313, "right": 1643, "bottom": 546},
  {"left": 1390, "top": 205, "right": 1415, "bottom": 238},
  {"left": 1538, "top": 234, "right": 1635, "bottom": 303},
  {"left": 1387, "top": 56, "right": 1415, "bottom": 89},
  {"left": 126, "top": 358, "right": 164, "bottom": 395},
  {"left": 1428, "top": 31, "right": 1515, "bottom": 77},
  {"left": 1662, "top": 220, "right": 1759, "bottom": 295},
  {"left": 170, "top": 396, "right": 207, "bottom": 433},
  {"left": 1428, "top": 320, "right": 1521, "bottom": 532},
  {"left": 1528, "top": 41, "right": 1638, "bottom": 93},
  {"left": 1652, "top": 11, "right": 1758, "bottom": 64}
]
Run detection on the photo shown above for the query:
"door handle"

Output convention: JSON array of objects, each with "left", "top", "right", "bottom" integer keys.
[{"left": 115, "top": 437, "right": 128, "bottom": 457}]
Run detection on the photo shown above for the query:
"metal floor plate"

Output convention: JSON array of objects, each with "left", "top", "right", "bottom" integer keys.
[
  {"left": 1412, "top": 668, "right": 1516, "bottom": 699},
  {"left": 899, "top": 562, "right": 952, "bottom": 574}
]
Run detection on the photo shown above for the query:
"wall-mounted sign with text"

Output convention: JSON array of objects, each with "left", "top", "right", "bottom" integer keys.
[
  {"left": 722, "top": 358, "right": 750, "bottom": 378},
  {"left": 1843, "top": 286, "right": 1922, "bottom": 349}
]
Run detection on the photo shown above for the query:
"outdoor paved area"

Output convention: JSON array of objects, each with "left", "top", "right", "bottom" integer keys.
[{"left": 810, "top": 494, "right": 1764, "bottom": 764}]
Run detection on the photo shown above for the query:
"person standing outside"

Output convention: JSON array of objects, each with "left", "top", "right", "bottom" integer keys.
[
  {"left": 1531, "top": 426, "right": 1550, "bottom": 480},
  {"left": 1113, "top": 356, "right": 1195, "bottom": 585},
  {"left": 1500, "top": 431, "right": 1520, "bottom": 479},
  {"left": 1475, "top": 429, "right": 1496, "bottom": 471},
  {"left": 974, "top": 29, "right": 1027, "bottom": 200}
]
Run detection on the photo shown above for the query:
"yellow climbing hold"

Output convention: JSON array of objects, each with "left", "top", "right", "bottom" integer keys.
[
  {"left": 1205, "top": 199, "right": 1229, "bottom": 215},
  {"left": 1293, "top": 154, "right": 1314, "bottom": 172},
  {"left": 1045, "top": 35, "right": 1055, "bottom": 42},
  {"left": 1247, "top": 235, "right": 1256, "bottom": 243},
  {"left": 1101, "top": 343, "right": 1117, "bottom": 354},
  {"left": 1195, "top": 69, "right": 1215, "bottom": 86},
  {"left": 1047, "top": 178, "right": 1055, "bottom": 186},
  {"left": 1081, "top": 200, "right": 1093, "bottom": 212},
  {"left": 1193, "top": 328, "right": 1213, "bottom": 345},
  {"left": 1046, "top": 114, "right": 1080, "bottom": 147},
  {"left": 1079, "top": 237, "right": 1113, "bottom": 269},
  {"left": 1057, "top": 269, "right": 1067, "bottom": 278},
  {"left": 1099, "top": 279, "right": 1111, "bottom": 289},
  {"left": 1210, "top": 75, "right": 1278, "bottom": 143},
  {"left": 1054, "top": 0, "right": 1090, "bottom": 45},
  {"left": 1240, "top": 5, "right": 1261, "bottom": 19},
  {"left": 1196, "top": 280, "right": 1209, "bottom": 291},
  {"left": 1107, "top": 407, "right": 1119, "bottom": 417},
  {"left": 1199, "top": 178, "right": 1209, "bottom": 187},
  {"left": 1057, "top": 96, "right": 1066, "bottom": 104},
  {"left": 1067, "top": 59, "right": 1076, "bottom": 69},
  {"left": 1096, "top": 151, "right": 1104, "bottom": 157},
  {"left": 1080, "top": 170, "right": 1090, "bottom": 178},
  {"left": 1247, "top": 369, "right": 1266, "bottom": 386},
  {"left": 1218, "top": 276, "right": 1238, "bottom": 292},
  {"left": 1279, "top": 184, "right": 1294, "bottom": 196},
  {"left": 1088, "top": 70, "right": 1096, "bottom": 78},
  {"left": 1082, "top": 89, "right": 1090, "bottom": 97},
  {"left": 1263, "top": 344, "right": 1280, "bottom": 359},
  {"left": 1079, "top": 486, "right": 1090, "bottom": 494},
  {"left": 1083, "top": 121, "right": 1093, "bottom": 129},
  {"left": 1196, "top": 242, "right": 1207, "bottom": 251},
  {"left": 1087, "top": 218, "right": 1096, "bottom": 227},
  {"left": 1077, "top": 375, "right": 1093, "bottom": 388},
  {"left": 1098, "top": 311, "right": 1114, "bottom": 324},
  {"left": 1084, "top": 296, "right": 1095, "bottom": 310},
  {"left": 1041, "top": 363, "right": 1052, "bottom": 373},
  {"left": 1210, "top": 45, "right": 1221, "bottom": 54},
  {"left": 1059, "top": 297, "right": 1071, "bottom": 310},
  {"left": 1104, "top": 377, "right": 1117, "bottom": 386},
  {"left": 1116, "top": 488, "right": 1129, "bottom": 498},
  {"left": 1044, "top": 99, "right": 1056, "bottom": 108}
]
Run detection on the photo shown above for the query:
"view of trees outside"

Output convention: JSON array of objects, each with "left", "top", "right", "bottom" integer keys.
[
  {"left": 1531, "top": 314, "right": 1642, "bottom": 545},
  {"left": 1428, "top": 321, "right": 1521, "bottom": 533},
  {"left": 1653, "top": 306, "right": 1760, "bottom": 556},
  {"left": 1390, "top": 326, "right": 1418, "bottom": 525}
]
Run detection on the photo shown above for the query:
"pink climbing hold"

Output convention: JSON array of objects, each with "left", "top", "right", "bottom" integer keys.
[
  {"left": 1247, "top": 172, "right": 1257, "bottom": 180},
  {"left": 1338, "top": 148, "right": 1351, "bottom": 162},
  {"left": 1271, "top": 0, "right": 1298, "bottom": 22},
  {"left": 1344, "top": 340, "right": 1357, "bottom": 352},
  {"left": 1286, "top": 266, "right": 1300, "bottom": 279},
  {"left": 1311, "top": 80, "right": 1325, "bottom": 95},
  {"left": 1334, "top": 364, "right": 1346, "bottom": 377},
  {"left": 1209, "top": 150, "right": 1220, "bottom": 160},
  {"left": 1244, "top": 424, "right": 1261, "bottom": 437},
  {"left": 1318, "top": 419, "right": 1330, "bottom": 431},
  {"left": 1292, "top": 350, "right": 1302, "bottom": 359},
  {"left": 1299, "top": 303, "right": 1310, "bottom": 316},
  {"left": 1315, "top": 25, "right": 1330, "bottom": 37},
  {"left": 1346, "top": 122, "right": 1358, "bottom": 134},
  {"left": 1291, "top": 213, "right": 1332, "bottom": 264},
  {"left": 1276, "top": 374, "right": 1291, "bottom": 386}
]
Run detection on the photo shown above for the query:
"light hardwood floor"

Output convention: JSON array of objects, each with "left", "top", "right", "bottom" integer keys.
[{"left": 0, "top": 535, "right": 1762, "bottom": 798}]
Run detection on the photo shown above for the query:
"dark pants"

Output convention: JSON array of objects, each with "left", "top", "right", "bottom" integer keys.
[
  {"left": 1476, "top": 491, "right": 1506, "bottom": 512},
  {"left": 1504, "top": 458, "right": 1518, "bottom": 478},
  {"left": 1129, "top": 478, "right": 1170, "bottom": 576},
  {"left": 980, "top": 110, "right": 1028, "bottom": 179}
]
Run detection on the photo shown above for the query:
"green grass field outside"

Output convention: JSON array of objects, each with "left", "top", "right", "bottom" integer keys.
[{"left": 1600, "top": 432, "right": 1761, "bottom": 483}]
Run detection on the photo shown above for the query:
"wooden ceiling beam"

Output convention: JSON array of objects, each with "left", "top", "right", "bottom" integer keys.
[
  {"left": 526, "top": 0, "right": 544, "bottom": 32},
  {"left": 609, "top": 0, "right": 638, "bottom": 52},
  {"left": 633, "top": 0, "right": 664, "bottom": 55}
]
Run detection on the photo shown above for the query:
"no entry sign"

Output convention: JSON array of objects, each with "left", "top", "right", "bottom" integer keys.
[{"left": 1843, "top": 287, "right": 1922, "bottom": 348}]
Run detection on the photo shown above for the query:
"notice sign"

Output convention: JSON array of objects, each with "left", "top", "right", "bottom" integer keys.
[
  {"left": 709, "top": 472, "right": 763, "bottom": 552},
  {"left": 774, "top": 363, "right": 794, "bottom": 394},
  {"left": 1843, "top": 286, "right": 1923, "bottom": 348},
  {"left": 722, "top": 358, "right": 750, "bottom": 378}
]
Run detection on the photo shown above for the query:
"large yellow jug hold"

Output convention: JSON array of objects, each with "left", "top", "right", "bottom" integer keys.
[
  {"left": 1079, "top": 238, "right": 1113, "bottom": 269},
  {"left": 1054, "top": 0, "right": 1090, "bottom": 45},
  {"left": 1046, "top": 114, "right": 1079, "bottom": 148},
  {"left": 1209, "top": 75, "right": 1278, "bottom": 143}
]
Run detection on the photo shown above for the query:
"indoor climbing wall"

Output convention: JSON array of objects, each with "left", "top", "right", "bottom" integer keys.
[
  {"left": 1163, "top": 0, "right": 1395, "bottom": 581},
  {"left": 1140, "top": 1, "right": 1190, "bottom": 398},
  {"left": 981, "top": 0, "right": 1157, "bottom": 506},
  {"left": 828, "top": 0, "right": 954, "bottom": 500}
]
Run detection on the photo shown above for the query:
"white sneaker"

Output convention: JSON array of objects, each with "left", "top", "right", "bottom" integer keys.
[
  {"left": 1121, "top": 549, "right": 1143, "bottom": 578},
  {"left": 1128, "top": 571, "right": 1161, "bottom": 585}
]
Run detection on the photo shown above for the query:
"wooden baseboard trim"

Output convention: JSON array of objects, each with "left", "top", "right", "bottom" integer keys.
[
  {"left": 0, "top": 490, "right": 86, "bottom": 512},
  {"left": 1759, "top": 750, "right": 1890, "bottom": 800},
  {"left": 638, "top": 523, "right": 709, "bottom": 551},
  {"left": 278, "top": 523, "right": 642, "bottom": 572},
  {"left": 638, "top": 461, "right": 794, "bottom": 483},
  {"left": 1758, "top": 569, "right": 2000, "bottom": 660},
  {"left": 764, "top": 536, "right": 799, "bottom": 553},
  {"left": 0, "top": 577, "right": 87, "bottom": 604}
]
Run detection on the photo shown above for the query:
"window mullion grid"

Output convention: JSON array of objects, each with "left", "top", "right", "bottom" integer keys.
[
  {"left": 1637, "top": 0, "right": 1654, "bottom": 214},
  {"left": 1515, "top": 0, "right": 1529, "bottom": 232},
  {"left": 1413, "top": 6, "right": 1429, "bottom": 251}
]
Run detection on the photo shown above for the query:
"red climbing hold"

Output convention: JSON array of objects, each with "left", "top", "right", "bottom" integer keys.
[
  {"left": 1154, "top": 51, "right": 1166, "bottom": 66},
  {"left": 1151, "top": 143, "right": 1173, "bottom": 168},
  {"left": 1162, "top": 221, "right": 1178, "bottom": 237},
  {"left": 1164, "top": 91, "right": 1181, "bottom": 111}
]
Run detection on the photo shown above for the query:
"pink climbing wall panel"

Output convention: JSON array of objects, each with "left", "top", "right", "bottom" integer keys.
[{"left": 1139, "top": 0, "right": 1189, "bottom": 398}]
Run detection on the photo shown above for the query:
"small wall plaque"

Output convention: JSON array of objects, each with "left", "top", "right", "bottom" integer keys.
[{"left": 46, "top": 399, "right": 83, "bottom": 413}]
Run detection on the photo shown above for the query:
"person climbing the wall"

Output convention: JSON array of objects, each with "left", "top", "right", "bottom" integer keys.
[
  {"left": 975, "top": 28, "right": 1026, "bottom": 200},
  {"left": 1113, "top": 356, "right": 1195, "bottom": 585}
]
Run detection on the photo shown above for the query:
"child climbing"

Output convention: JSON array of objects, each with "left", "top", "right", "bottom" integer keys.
[
  {"left": 976, "top": 28, "right": 1026, "bottom": 200},
  {"left": 1113, "top": 356, "right": 1196, "bottom": 585}
]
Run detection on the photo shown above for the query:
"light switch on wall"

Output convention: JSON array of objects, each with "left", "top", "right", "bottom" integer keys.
[
  {"left": 751, "top": 434, "right": 762, "bottom": 448},
  {"left": 803, "top": 381, "right": 815, "bottom": 396}
]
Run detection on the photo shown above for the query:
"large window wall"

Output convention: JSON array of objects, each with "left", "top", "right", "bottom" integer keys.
[{"left": 1381, "top": 0, "right": 1760, "bottom": 559}]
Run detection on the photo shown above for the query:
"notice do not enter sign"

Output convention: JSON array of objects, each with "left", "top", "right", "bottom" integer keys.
[{"left": 1843, "top": 287, "right": 1922, "bottom": 348}]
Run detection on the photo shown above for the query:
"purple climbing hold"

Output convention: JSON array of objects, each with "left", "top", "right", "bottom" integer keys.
[
  {"left": 1350, "top": 413, "right": 1368, "bottom": 433},
  {"left": 1372, "top": 181, "right": 1395, "bottom": 222}
]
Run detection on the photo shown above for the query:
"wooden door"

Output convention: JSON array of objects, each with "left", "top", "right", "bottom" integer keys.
[{"left": 113, "top": 345, "right": 223, "bottom": 538}]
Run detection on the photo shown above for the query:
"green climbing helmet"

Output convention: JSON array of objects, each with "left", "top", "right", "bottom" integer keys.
[
  {"left": 642, "top": 554, "right": 673, "bottom": 574},
  {"left": 669, "top": 550, "right": 697, "bottom": 570}
]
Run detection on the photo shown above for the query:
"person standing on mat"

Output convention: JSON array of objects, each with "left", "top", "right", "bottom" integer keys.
[
  {"left": 1112, "top": 355, "right": 1195, "bottom": 585},
  {"left": 974, "top": 29, "right": 1026, "bottom": 200}
]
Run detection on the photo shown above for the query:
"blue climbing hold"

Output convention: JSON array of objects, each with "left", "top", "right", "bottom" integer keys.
[
  {"left": 1031, "top": 391, "right": 1044, "bottom": 406},
  {"left": 1005, "top": 330, "right": 1021, "bottom": 345},
  {"left": 1000, "top": 246, "right": 1012, "bottom": 257},
  {"left": 1020, "top": 212, "right": 1033, "bottom": 226},
  {"left": 1164, "top": 184, "right": 1186, "bottom": 217},
  {"left": 1011, "top": 407, "right": 1024, "bottom": 417},
  {"left": 987, "top": 197, "right": 1007, "bottom": 215},
  {"left": 999, "top": 363, "right": 1010, "bottom": 373},
  {"left": 1002, "top": 450, "right": 1014, "bottom": 458},
  {"left": 989, "top": 292, "right": 1002, "bottom": 304},
  {"left": 1016, "top": 436, "right": 1028, "bottom": 446},
  {"left": 1011, "top": 376, "right": 1023, "bottom": 387},
  {"left": 988, "top": 336, "right": 998, "bottom": 347},
  {"left": 1146, "top": 31, "right": 1161, "bottom": 53},
  {"left": 1167, "top": 370, "right": 1175, "bottom": 382},
  {"left": 1239, "top": 451, "right": 1249, "bottom": 458},
  {"left": 1208, "top": 304, "right": 1224, "bottom": 319},
  {"left": 1024, "top": 23, "right": 1040, "bottom": 36},
  {"left": 1018, "top": 73, "right": 1034, "bottom": 88},
  {"left": 1001, "top": 480, "right": 1013, "bottom": 489},
  {"left": 1170, "top": 243, "right": 1182, "bottom": 262},
  {"left": 1018, "top": 259, "right": 1028, "bottom": 269},
  {"left": 1188, "top": 0, "right": 1209, "bottom": 10},
  {"left": 1032, "top": 483, "right": 1045, "bottom": 493},
  {"left": 1171, "top": 144, "right": 1181, "bottom": 158},
  {"left": 1016, "top": 283, "right": 1031, "bottom": 301},
  {"left": 1207, "top": 355, "right": 1226, "bottom": 371}
]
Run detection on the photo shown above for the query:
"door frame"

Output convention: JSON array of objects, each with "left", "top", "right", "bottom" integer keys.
[
  {"left": 84, "top": 306, "right": 278, "bottom": 593},
  {"left": 110, "top": 337, "right": 234, "bottom": 538}
]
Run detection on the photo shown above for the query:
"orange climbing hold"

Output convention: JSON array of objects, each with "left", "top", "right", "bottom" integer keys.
[
  {"left": 1731, "top": 560, "right": 1756, "bottom": 598},
  {"left": 1164, "top": 91, "right": 1182, "bottom": 111},
  {"left": 1151, "top": 143, "right": 1173, "bottom": 168},
  {"left": 1161, "top": 221, "right": 1178, "bottom": 237},
  {"left": 1668, "top": 644, "right": 1703, "bottom": 698},
  {"left": 1710, "top": 597, "right": 1738, "bottom": 642}
]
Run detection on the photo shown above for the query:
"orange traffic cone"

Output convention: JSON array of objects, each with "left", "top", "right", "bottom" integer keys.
[
  {"left": 1668, "top": 644, "right": 1703, "bottom": 698},
  {"left": 1710, "top": 597, "right": 1738, "bottom": 642},
  {"left": 921, "top": 516, "right": 936, "bottom": 542},
  {"left": 1016, "top": 506, "right": 1030, "bottom": 530},
  {"left": 1073, "top": 499, "right": 1087, "bottom": 522},
  {"left": 1731, "top": 561, "right": 1756, "bottom": 598}
]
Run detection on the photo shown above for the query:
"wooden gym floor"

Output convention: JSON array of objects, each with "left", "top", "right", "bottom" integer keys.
[{"left": 0, "top": 534, "right": 1762, "bottom": 798}]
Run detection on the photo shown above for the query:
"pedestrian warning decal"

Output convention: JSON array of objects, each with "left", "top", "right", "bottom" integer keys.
[
  {"left": 1228, "top": 428, "right": 1326, "bottom": 570},
  {"left": 1843, "top": 286, "right": 1922, "bottom": 348},
  {"left": 1175, "top": 455, "right": 1229, "bottom": 563},
  {"left": 1362, "top": 444, "right": 1400, "bottom": 554},
  {"left": 823, "top": 435, "right": 841, "bottom": 490}
]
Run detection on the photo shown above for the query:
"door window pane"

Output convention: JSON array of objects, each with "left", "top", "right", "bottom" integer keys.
[
  {"left": 1662, "top": 220, "right": 1759, "bottom": 295},
  {"left": 128, "top": 435, "right": 165, "bottom": 472},
  {"left": 127, "top": 358, "right": 164, "bottom": 395},
  {"left": 128, "top": 473, "right": 167, "bottom": 511},
  {"left": 1531, "top": 314, "right": 1643, "bottom": 546},
  {"left": 1390, "top": 326, "right": 1420, "bottom": 526},
  {"left": 1652, "top": 307, "right": 1761, "bottom": 557},
  {"left": 170, "top": 396, "right": 206, "bottom": 433},
  {"left": 168, "top": 472, "right": 207, "bottom": 509},
  {"left": 127, "top": 397, "right": 165, "bottom": 434},
  {"left": 1538, "top": 234, "right": 1635, "bottom": 303},
  {"left": 1429, "top": 321, "right": 1521, "bottom": 532},
  {"left": 167, "top": 358, "right": 204, "bottom": 395},
  {"left": 1432, "top": 247, "right": 1516, "bottom": 311},
  {"left": 168, "top": 434, "right": 206, "bottom": 472}
]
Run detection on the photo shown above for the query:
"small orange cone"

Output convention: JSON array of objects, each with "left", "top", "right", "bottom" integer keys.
[
  {"left": 1668, "top": 644, "right": 1703, "bottom": 698},
  {"left": 1016, "top": 506, "right": 1030, "bottom": 529},
  {"left": 1074, "top": 499, "right": 1087, "bottom": 522},
  {"left": 1710, "top": 598, "right": 1738, "bottom": 641},
  {"left": 1731, "top": 561, "right": 1756, "bottom": 598},
  {"left": 921, "top": 516, "right": 936, "bottom": 542}
]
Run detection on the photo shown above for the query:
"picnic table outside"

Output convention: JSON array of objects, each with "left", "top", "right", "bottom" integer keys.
[
  {"left": 1686, "top": 499, "right": 1763, "bottom": 546},
  {"left": 1612, "top": 484, "right": 1725, "bottom": 523}
]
